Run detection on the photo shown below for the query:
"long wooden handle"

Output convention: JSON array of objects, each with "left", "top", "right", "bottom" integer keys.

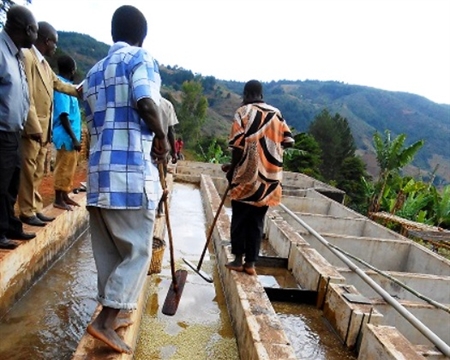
[
  {"left": 197, "top": 185, "right": 230, "bottom": 270},
  {"left": 158, "top": 163, "right": 177, "bottom": 288}
]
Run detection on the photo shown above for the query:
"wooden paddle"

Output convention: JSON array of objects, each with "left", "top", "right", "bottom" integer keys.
[
  {"left": 183, "top": 185, "right": 230, "bottom": 283},
  {"left": 158, "top": 162, "right": 187, "bottom": 316}
]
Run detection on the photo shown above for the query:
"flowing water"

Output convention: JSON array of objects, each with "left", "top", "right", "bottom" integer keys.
[
  {"left": 274, "top": 302, "right": 357, "bottom": 360},
  {"left": 134, "top": 182, "right": 239, "bottom": 359},
  {"left": 0, "top": 183, "right": 239, "bottom": 360},
  {"left": 0, "top": 182, "right": 357, "bottom": 360},
  {"left": 0, "top": 230, "right": 97, "bottom": 359}
]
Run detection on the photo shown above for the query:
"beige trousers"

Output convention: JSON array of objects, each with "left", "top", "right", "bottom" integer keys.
[{"left": 18, "top": 137, "right": 47, "bottom": 217}]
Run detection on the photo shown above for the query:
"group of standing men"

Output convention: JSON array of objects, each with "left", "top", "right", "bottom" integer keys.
[
  {"left": 1, "top": 3, "right": 293, "bottom": 355},
  {"left": 0, "top": 5, "right": 81, "bottom": 250}
]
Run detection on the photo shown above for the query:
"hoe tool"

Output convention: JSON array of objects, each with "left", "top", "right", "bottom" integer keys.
[
  {"left": 158, "top": 163, "right": 187, "bottom": 316},
  {"left": 183, "top": 185, "right": 230, "bottom": 283}
]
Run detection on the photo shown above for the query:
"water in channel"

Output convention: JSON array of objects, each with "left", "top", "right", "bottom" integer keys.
[
  {"left": 0, "top": 229, "right": 97, "bottom": 359},
  {"left": 135, "top": 182, "right": 239, "bottom": 359},
  {"left": 0, "top": 181, "right": 358, "bottom": 360},
  {"left": 0, "top": 182, "right": 239, "bottom": 360}
]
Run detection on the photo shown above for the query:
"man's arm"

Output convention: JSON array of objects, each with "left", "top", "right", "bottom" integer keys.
[
  {"left": 52, "top": 75, "right": 78, "bottom": 97},
  {"left": 59, "top": 112, "right": 81, "bottom": 151},
  {"left": 137, "top": 98, "right": 168, "bottom": 161},
  {"left": 137, "top": 98, "right": 165, "bottom": 139},
  {"left": 167, "top": 125, "right": 177, "bottom": 163},
  {"left": 23, "top": 49, "right": 43, "bottom": 142},
  {"left": 49, "top": 63, "right": 78, "bottom": 97},
  {"left": 223, "top": 147, "right": 243, "bottom": 184}
]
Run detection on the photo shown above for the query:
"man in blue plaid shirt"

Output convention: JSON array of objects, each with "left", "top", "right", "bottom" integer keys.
[{"left": 83, "top": 5, "right": 168, "bottom": 354}]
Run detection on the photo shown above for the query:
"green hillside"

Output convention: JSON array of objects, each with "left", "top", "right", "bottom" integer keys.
[{"left": 54, "top": 31, "right": 450, "bottom": 184}]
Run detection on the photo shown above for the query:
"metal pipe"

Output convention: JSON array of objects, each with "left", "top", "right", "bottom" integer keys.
[
  {"left": 279, "top": 203, "right": 450, "bottom": 357},
  {"left": 329, "top": 241, "right": 450, "bottom": 314}
]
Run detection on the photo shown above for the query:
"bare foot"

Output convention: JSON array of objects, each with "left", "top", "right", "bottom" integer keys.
[
  {"left": 114, "top": 315, "right": 134, "bottom": 330},
  {"left": 63, "top": 195, "right": 80, "bottom": 207},
  {"left": 225, "top": 262, "right": 243, "bottom": 272},
  {"left": 87, "top": 323, "right": 132, "bottom": 354}
]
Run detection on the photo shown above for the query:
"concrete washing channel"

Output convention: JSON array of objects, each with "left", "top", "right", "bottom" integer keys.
[{"left": 0, "top": 160, "right": 449, "bottom": 359}]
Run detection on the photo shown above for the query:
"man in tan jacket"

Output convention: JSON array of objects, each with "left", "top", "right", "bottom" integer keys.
[{"left": 19, "top": 22, "right": 79, "bottom": 227}]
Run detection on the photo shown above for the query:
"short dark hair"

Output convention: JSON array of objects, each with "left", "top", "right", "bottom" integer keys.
[
  {"left": 37, "top": 21, "right": 56, "bottom": 41},
  {"left": 57, "top": 55, "right": 76, "bottom": 74},
  {"left": 111, "top": 5, "right": 147, "bottom": 44},
  {"left": 243, "top": 80, "right": 263, "bottom": 98},
  {"left": 5, "top": 4, "right": 35, "bottom": 31}
]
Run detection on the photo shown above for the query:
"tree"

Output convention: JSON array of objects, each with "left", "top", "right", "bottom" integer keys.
[
  {"left": 369, "top": 130, "right": 425, "bottom": 213},
  {"left": 338, "top": 156, "right": 370, "bottom": 211},
  {"left": 0, "top": 0, "right": 31, "bottom": 28},
  {"left": 308, "top": 109, "right": 355, "bottom": 182},
  {"left": 177, "top": 80, "right": 208, "bottom": 145},
  {"left": 307, "top": 109, "right": 371, "bottom": 211},
  {"left": 283, "top": 132, "right": 322, "bottom": 179}
]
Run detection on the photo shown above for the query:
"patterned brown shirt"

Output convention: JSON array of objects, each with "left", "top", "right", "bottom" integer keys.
[{"left": 228, "top": 102, "right": 294, "bottom": 207}]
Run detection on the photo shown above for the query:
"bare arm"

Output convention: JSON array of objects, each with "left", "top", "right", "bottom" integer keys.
[
  {"left": 137, "top": 98, "right": 166, "bottom": 139},
  {"left": 223, "top": 147, "right": 243, "bottom": 184},
  {"left": 59, "top": 113, "right": 81, "bottom": 151},
  {"left": 168, "top": 125, "right": 177, "bottom": 162},
  {"left": 137, "top": 98, "right": 168, "bottom": 162},
  {"left": 52, "top": 68, "right": 78, "bottom": 97}
]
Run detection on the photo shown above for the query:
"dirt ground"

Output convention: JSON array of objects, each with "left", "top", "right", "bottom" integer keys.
[{"left": 39, "top": 159, "right": 87, "bottom": 208}]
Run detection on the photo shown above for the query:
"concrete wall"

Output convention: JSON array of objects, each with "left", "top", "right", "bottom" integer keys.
[
  {"left": 300, "top": 234, "right": 410, "bottom": 271},
  {"left": 264, "top": 215, "right": 309, "bottom": 258},
  {"left": 339, "top": 269, "right": 450, "bottom": 304},
  {"left": 176, "top": 161, "right": 345, "bottom": 203},
  {"left": 282, "top": 171, "right": 345, "bottom": 202},
  {"left": 372, "top": 302, "right": 450, "bottom": 346},
  {"left": 192, "top": 167, "right": 449, "bottom": 359},
  {"left": 264, "top": 189, "right": 449, "bottom": 358},
  {"left": 358, "top": 324, "right": 427, "bottom": 360},
  {"left": 281, "top": 212, "right": 368, "bottom": 237},
  {"left": 176, "top": 160, "right": 225, "bottom": 179},
  {"left": 281, "top": 196, "right": 333, "bottom": 216},
  {"left": 0, "top": 193, "right": 88, "bottom": 319},
  {"left": 200, "top": 175, "right": 297, "bottom": 359},
  {"left": 281, "top": 194, "right": 361, "bottom": 218},
  {"left": 405, "top": 243, "right": 450, "bottom": 276},
  {"left": 288, "top": 244, "right": 346, "bottom": 308},
  {"left": 323, "top": 284, "right": 383, "bottom": 349}
]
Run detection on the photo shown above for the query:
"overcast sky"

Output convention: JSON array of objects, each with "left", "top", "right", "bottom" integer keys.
[{"left": 28, "top": 0, "right": 450, "bottom": 105}]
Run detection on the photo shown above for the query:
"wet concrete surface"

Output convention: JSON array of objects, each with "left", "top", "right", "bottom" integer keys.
[
  {"left": 135, "top": 182, "right": 239, "bottom": 359},
  {"left": 0, "top": 183, "right": 239, "bottom": 360},
  {"left": 0, "top": 230, "right": 96, "bottom": 360},
  {"left": 257, "top": 266, "right": 301, "bottom": 289},
  {"left": 0, "top": 181, "right": 363, "bottom": 360}
]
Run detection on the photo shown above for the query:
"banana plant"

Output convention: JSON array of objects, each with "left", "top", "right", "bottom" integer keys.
[
  {"left": 396, "top": 191, "right": 433, "bottom": 224},
  {"left": 430, "top": 185, "right": 450, "bottom": 227},
  {"left": 370, "top": 130, "right": 424, "bottom": 213}
]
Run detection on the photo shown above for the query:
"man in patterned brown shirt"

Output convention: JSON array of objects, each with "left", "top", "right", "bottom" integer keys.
[{"left": 222, "top": 80, "right": 294, "bottom": 275}]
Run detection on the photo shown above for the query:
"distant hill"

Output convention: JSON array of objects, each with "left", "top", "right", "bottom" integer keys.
[
  {"left": 53, "top": 32, "right": 109, "bottom": 81},
  {"left": 54, "top": 31, "right": 450, "bottom": 185}
]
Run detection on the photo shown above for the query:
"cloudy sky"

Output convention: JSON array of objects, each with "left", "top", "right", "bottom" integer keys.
[{"left": 28, "top": 0, "right": 450, "bottom": 104}]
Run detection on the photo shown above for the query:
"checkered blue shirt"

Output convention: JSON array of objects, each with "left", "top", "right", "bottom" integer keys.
[{"left": 84, "top": 42, "right": 162, "bottom": 209}]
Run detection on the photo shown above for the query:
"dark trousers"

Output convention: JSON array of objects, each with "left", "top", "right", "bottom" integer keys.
[
  {"left": 0, "top": 131, "right": 23, "bottom": 237},
  {"left": 230, "top": 200, "right": 268, "bottom": 263}
]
